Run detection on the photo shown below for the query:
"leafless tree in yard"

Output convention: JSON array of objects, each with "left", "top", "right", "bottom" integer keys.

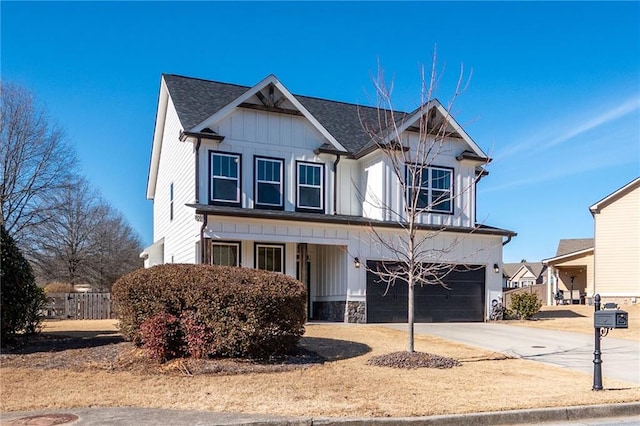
[
  {"left": 360, "top": 53, "right": 489, "bottom": 352},
  {"left": 0, "top": 82, "right": 76, "bottom": 246},
  {"left": 88, "top": 207, "right": 143, "bottom": 291},
  {"left": 30, "top": 177, "right": 143, "bottom": 290}
]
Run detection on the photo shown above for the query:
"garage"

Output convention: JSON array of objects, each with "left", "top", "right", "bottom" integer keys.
[{"left": 366, "top": 262, "right": 486, "bottom": 323}]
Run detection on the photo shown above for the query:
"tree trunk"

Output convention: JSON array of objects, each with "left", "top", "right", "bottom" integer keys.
[{"left": 408, "top": 281, "right": 415, "bottom": 352}]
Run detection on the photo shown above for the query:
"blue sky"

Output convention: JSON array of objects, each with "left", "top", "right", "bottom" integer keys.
[{"left": 3, "top": 2, "right": 639, "bottom": 263}]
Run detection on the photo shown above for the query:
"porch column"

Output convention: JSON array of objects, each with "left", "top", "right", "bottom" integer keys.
[{"left": 546, "top": 266, "right": 553, "bottom": 306}]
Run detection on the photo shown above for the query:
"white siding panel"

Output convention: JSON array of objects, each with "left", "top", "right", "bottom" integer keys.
[{"left": 153, "top": 98, "right": 198, "bottom": 264}]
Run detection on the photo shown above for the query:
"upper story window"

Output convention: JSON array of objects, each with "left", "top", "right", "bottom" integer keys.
[
  {"left": 169, "top": 182, "right": 174, "bottom": 221},
  {"left": 210, "top": 151, "right": 241, "bottom": 206},
  {"left": 255, "top": 156, "right": 284, "bottom": 209},
  {"left": 296, "top": 161, "right": 324, "bottom": 212},
  {"left": 406, "top": 165, "right": 453, "bottom": 214}
]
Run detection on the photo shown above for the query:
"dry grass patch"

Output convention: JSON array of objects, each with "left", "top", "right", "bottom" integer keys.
[
  {"left": 1, "top": 321, "right": 639, "bottom": 417},
  {"left": 503, "top": 305, "right": 640, "bottom": 341}
]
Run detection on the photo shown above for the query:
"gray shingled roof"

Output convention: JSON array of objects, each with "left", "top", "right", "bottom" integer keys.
[
  {"left": 556, "top": 238, "right": 594, "bottom": 257},
  {"left": 163, "top": 74, "right": 248, "bottom": 131},
  {"left": 503, "top": 262, "right": 546, "bottom": 279},
  {"left": 162, "top": 74, "right": 421, "bottom": 155}
]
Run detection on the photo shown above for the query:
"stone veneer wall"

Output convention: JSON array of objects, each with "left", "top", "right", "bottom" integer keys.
[
  {"left": 346, "top": 301, "right": 366, "bottom": 323},
  {"left": 313, "top": 301, "right": 346, "bottom": 322}
]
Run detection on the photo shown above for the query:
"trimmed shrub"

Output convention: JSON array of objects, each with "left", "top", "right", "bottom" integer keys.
[
  {"left": 1, "top": 225, "right": 46, "bottom": 345},
  {"left": 139, "top": 312, "right": 184, "bottom": 362},
  {"left": 112, "top": 263, "right": 306, "bottom": 360},
  {"left": 509, "top": 292, "right": 542, "bottom": 320},
  {"left": 44, "top": 281, "right": 75, "bottom": 293}
]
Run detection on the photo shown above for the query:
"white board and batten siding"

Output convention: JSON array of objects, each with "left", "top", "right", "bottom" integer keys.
[
  {"left": 197, "top": 109, "right": 337, "bottom": 213},
  {"left": 203, "top": 215, "right": 504, "bottom": 307},
  {"left": 154, "top": 97, "right": 199, "bottom": 264},
  {"left": 594, "top": 183, "right": 640, "bottom": 298},
  {"left": 357, "top": 135, "right": 477, "bottom": 228}
]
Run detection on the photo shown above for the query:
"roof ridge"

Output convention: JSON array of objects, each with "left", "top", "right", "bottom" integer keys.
[
  {"left": 163, "top": 73, "right": 251, "bottom": 90},
  {"left": 163, "top": 73, "right": 412, "bottom": 114}
]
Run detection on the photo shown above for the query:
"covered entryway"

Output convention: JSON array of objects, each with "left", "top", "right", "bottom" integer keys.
[{"left": 366, "top": 262, "right": 486, "bottom": 323}]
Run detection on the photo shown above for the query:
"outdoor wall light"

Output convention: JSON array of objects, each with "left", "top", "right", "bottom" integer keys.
[
  {"left": 494, "top": 264, "right": 500, "bottom": 274},
  {"left": 354, "top": 257, "right": 361, "bottom": 268}
]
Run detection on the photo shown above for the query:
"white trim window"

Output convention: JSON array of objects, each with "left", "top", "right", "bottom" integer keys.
[
  {"left": 205, "top": 240, "right": 240, "bottom": 266},
  {"left": 169, "top": 182, "right": 174, "bottom": 221},
  {"left": 296, "top": 162, "right": 324, "bottom": 212},
  {"left": 255, "top": 157, "right": 284, "bottom": 209},
  {"left": 255, "top": 243, "right": 284, "bottom": 273},
  {"left": 210, "top": 152, "right": 241, "bottom": 205},
  {"left": 406, "top": 165, "right": 453, "bottom": 213}
]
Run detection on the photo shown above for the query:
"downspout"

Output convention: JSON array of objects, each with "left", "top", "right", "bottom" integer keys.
[
  {"left": 333, "top": 154, "right": 341, "bottom": 215},
  {"left": 199, "top": 214, "right": 207, "bottom": 264},
  {"left": 194, "top": 137, "right": 202, "bottom": 204},
  {"left": 502, "top": 235, "right": 513, "bottom": 246}
]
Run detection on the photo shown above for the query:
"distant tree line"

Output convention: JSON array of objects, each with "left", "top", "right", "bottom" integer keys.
[{"left": 1, "top": 81, "right": 143, "bottom": 291}]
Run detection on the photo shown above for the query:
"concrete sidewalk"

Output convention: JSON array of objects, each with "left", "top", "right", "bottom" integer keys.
[
  {"left": 2, "top": 403, "right": 640, "bottom": 425},
  {"left": 383, "top": 323, "right": 640, "bottom": 384}
]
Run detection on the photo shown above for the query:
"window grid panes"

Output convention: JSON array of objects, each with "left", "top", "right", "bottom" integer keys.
[
  {"left": 256, "top": 244, "right": 283, "bottom": 273},
  {"left": 211, "top": 153, "right": 240, "bottom": 203},
  {"left": 297, "top": 163, "right": 323, "bottom": 210},
  {"left": 255, "top": 157, "right": 283, "bottom": 207},
  {"left": 206, "top": 241, "right": 239, "bottom": 266},
  {"left": 407, "top": 165, "right": 452, "bottom": 213}
]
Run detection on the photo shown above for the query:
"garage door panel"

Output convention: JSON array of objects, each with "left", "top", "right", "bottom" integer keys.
[{"left": 366, "top": 263, "right": 485, "bottom": 323}]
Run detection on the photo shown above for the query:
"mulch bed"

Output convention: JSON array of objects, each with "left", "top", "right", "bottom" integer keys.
[
  {"left": 2, "top": 333, "right": 461, "bottom": 375},
  {"left": 367, "top": 351, "right": 461, "bottom": 369},
  {"left": 0, "top": 333, "right": 324, "bottom": 376}
]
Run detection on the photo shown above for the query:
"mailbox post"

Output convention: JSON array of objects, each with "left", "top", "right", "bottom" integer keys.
[
  {"left": 593, "top": 294, "right": 603, "bottom": 391},
  {"left": 592, "top": 293, "right": 629, "bottom": 391}
]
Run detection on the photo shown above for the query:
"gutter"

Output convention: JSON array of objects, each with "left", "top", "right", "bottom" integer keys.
[
  {"left": 194, "top": 137, "right": 201, "bottom": 203},
  {"left": 199, "top": 214, "right": 208, "bottom": 264},
  {"left": 333, "top": 154, "right": 341, "bottom": 215}
]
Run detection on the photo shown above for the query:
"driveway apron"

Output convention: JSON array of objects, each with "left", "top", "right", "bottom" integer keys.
[{"left": 383, "top": 323, "right": 640, "bottom": 384}]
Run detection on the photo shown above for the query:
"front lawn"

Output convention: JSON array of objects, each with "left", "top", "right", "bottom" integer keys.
[{"left": 1, "top": 320, "right": 638, "bottom": 417}]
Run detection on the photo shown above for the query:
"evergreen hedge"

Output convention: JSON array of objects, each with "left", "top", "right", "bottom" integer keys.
[
  {"left": 1, "top": 225, "right": 46, "bottom": 346},
  {"left": 112, "top": 263, "right": 306, "bottom": 360}
]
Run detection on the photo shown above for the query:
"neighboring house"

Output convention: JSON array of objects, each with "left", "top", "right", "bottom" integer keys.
[
  {"left": 542, "top": 239, "right": 594, "bottom": 306},
  {"left": 141, "top": 73, "right": 516, "bottom": 323},
  {"left": 589, "top": 177, "right": 640, "bottom": 305},
  {"left": 503, "top": 262, "right": 547, "bottom": 289}
]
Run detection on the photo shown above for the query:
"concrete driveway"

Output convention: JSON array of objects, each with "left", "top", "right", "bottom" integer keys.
[{"left": 384, "top": 323, "right": 640, "bottom": 385}]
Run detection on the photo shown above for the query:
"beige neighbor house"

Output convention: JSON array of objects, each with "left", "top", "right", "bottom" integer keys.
[
  {"left": 543, "top": 239, "right": 594, "bottom": 306},
  {"left": 503, "top": 262, "right": 548, "bottom": 289},
  {"left": 589, "top": 177, "right": 640, "bottom": 306}
]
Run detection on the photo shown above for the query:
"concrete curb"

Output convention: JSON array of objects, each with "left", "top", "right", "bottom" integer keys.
[
  {"left": 1, "top": 402, "right": 639, "bottom": 425},
  {"left": 312, "top": 402, "right": 640, "bottom": 425}
]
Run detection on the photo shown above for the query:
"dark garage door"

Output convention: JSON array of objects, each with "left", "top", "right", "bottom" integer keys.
[{"left": 366, "top": 262, "right": 486, "bottom": 323}]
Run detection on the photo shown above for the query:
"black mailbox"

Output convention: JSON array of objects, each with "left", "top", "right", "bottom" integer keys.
[{"left": 594, "top": 309, "right": 628, "bottom": 329}]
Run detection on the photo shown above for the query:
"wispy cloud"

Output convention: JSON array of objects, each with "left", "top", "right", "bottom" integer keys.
[
  {"left": 482, "top": 133, "right": 638, "bottom": 194},
  {"left": 496, "top": 95, "right": 640, "bottom": 162},
  {"left": 540, "top": 96, "right": 640, "bottom": 150}
]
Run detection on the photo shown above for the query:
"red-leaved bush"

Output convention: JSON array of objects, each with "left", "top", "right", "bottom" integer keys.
[{"left": 139, "top": 312, "right": 184, "bottom": 362}]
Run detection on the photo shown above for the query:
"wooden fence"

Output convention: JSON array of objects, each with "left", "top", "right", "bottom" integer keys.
[
  {"left": 44, "top": 293, "right": 113, "bottom": 320},
  {"left": 503, "top": 284, "right": 548, "bottom": 308}
]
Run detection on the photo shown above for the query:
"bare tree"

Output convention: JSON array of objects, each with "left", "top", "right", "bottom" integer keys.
[
  {"left": 30, "top": 178, "right": 143, "bottom": 290},
  {"left": 88, "top": 207, "right": 143, "bottom": 291},
  {"left": 0, "top": 82, "right": 77, "bottom": 246},
  {"left": 30, "top": 178, "right": 103, "bottom": 285},
  {"left": 360, "top": 54, "right": 489, "bottom": 352}
]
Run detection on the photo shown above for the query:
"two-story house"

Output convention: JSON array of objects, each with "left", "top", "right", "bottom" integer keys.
[{"left": 141, "top": 73, "right": 516, "bottom": 323}]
